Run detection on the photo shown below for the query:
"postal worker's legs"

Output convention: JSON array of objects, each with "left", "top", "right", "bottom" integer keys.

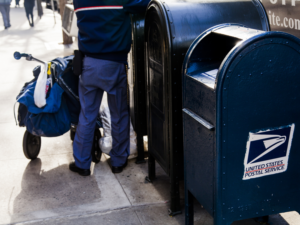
[
  {"left": 0, "top": 5, "right": 10, "bottom": 28},
  {"left": 73, "top": 57, "right": 129, "bottom": 169}
]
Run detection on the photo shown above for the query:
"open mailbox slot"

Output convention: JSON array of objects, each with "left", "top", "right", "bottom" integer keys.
[{"left": 185, "top": 25, "right": 264, "bottom": 89}]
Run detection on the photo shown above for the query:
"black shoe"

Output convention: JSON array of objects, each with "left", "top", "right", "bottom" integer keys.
[
  {"left": 111, "top": 159, "right": 128, "bottom": 174},
  {"left": 69, "top": 162, "right": 91, "bottom": 176}
]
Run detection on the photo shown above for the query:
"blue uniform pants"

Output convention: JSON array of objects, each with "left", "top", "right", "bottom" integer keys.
[
  {"left": 73, "top": 57, "right": 130, "bottom": 169},
  {"left": 0, "top": 5, "right": 10, "bottom": 28}
]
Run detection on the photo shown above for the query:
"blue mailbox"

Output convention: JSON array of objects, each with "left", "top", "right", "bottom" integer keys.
[{"left": 182, "top": 24, "right": 300, "bottom": 225}]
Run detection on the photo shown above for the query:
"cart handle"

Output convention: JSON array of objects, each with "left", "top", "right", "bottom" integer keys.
[{"left": 13, "top": 52, "right": 46, "bottom": 64}]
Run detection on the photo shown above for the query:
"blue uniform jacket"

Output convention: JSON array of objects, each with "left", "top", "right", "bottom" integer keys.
[{"left": 73, "top": 0, "right": 150, "bottom": 63}]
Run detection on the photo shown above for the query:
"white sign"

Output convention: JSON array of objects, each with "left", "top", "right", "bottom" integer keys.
[
  {"left": 243, "top": 124, "right": 295, "bottom": 180},
  {"left": 261, "top": 0, "right": 300, "bottom": 38}
]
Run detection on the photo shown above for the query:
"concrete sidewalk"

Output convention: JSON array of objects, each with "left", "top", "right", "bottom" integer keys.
[{"left": 0, "top": 3, "right": 299, "bottom": 225}]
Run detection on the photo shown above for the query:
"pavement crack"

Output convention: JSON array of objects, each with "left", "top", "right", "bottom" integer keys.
[
  {"left": 7, "top": 187, "right": 14, "bottom": 216},
  {"left": 134, "top": 209, "right": 143, "bottom": 225},
  {"left": 8, "top": 202, "right": 170, "bottom": 225},
  {"left": 114, "top": 172, "right": 133, "bottom": 207}
]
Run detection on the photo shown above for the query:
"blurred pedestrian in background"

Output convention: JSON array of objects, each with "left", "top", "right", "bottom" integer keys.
[
  {"left": 24, "top": 0, "right": 34, "bottom": 27},
  {"left": 0, "top": 0, "right": 11, "bottom": 29},
  {"left": 15, "top": 0, "right": 19, "bottom": 7},
  {"left": 36, "top": 0, "right": 43, "bottom": 19}
]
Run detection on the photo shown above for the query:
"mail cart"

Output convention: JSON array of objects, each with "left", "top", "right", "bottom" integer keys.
[
  {"left": 182, "top": 24, "right": 300, "bottom": 225},
  {"left": 144, "top": 0, "right": 269, "bottom": 215}
]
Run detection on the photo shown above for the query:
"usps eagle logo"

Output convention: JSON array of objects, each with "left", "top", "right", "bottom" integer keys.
[{"left": 243, "top": 124, "right": 295, "bottom": 180}]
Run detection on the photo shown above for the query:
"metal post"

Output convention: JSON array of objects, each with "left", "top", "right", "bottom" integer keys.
[
  {"left": 145, "top": 153, "right": 156, "bottom": 182},
  {"left": 145, "top": 41, "right": 155, "bottom": 183},
  {"left": 169, "top": 158, "right": 181, "bottom": 216},
  {"left": 59, "top": 0, "right": 73, "bottom": 44},
  {"left": 185, "top": 190, "right": 194, "bottom": 225},
  {"left": 50, "top": 0, "right": 56, "bottom": 24},
  {"left": 135, "top": 133, "right": 146, "bottom": 164}
]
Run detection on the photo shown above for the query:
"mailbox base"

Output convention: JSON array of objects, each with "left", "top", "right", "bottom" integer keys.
[
  {"left": 146, "top": 153, "right": 182, "bottom": 216},
  {"left": 185, "top": 188, "right": 298, "bottom": 225},
  {"left": 145, "top": 153, "right": 156, "bottom": 182},
  {"left": 168, "top": 209, "right": 182, "bottom": 217},
  {"left": 136, "top": 159, "right": 146, "bottom": 164}
]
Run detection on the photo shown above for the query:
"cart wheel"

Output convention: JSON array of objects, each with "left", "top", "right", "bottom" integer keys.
[
  {"left": 23, "top": 130, "right": 41, "bottom": 160},
  {"left": 91, "top": 129, "right": 102, "bottom": 164},
  {"left": 70, "top": 130, "right": 76, "bottom": 141}
]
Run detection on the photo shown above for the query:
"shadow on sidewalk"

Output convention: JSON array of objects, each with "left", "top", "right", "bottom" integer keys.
[{"left": 10, "top": 158, "right": 102, "bottom": 224}]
